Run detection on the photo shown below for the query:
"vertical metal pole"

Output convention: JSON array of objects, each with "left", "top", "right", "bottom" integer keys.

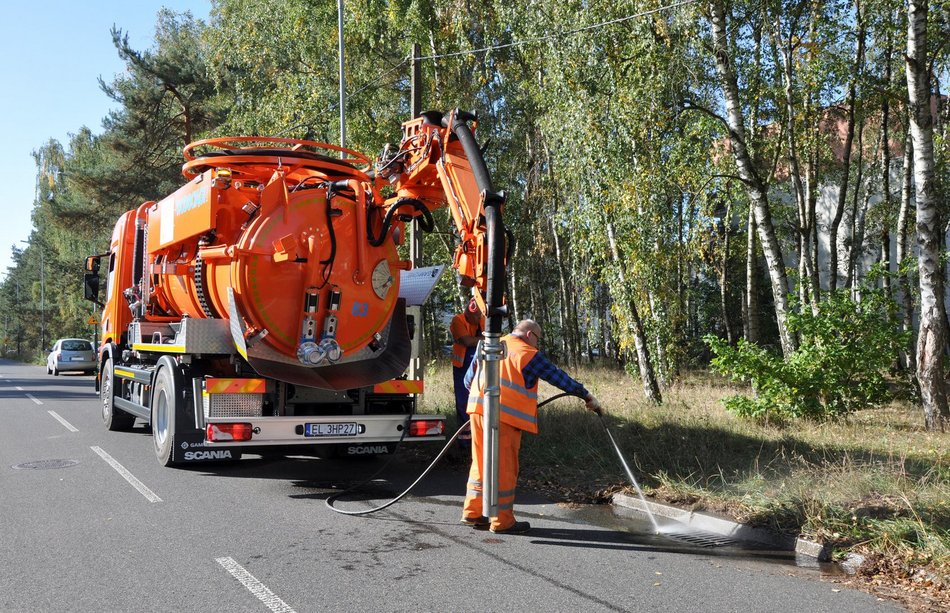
[
  {"left": 40, "top": 249, "right": 45, "bottom": 352},
  {"left": 337, "top": 0, "right": 346, "bottom": 156},
  {"left": 408, "top": 43, "right": 423, "bottom": 381},
  {"left": 480, "top": 206, "right": 504, "bottom": 520}
]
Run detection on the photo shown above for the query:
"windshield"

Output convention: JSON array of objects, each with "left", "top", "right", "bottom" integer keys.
[{"left": 61, "top": 340, "right": 92, "bottom": 352}]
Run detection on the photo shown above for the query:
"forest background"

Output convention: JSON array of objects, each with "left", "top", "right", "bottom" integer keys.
[
  {"left": 3, "top": 1, "right": 949, "bottom": 603},
  {"left": 5, "top": 0, "right": 950, "bottom": 428}
]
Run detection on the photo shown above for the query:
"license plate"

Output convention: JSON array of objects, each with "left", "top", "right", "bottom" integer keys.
[
  {"left": 70, "top": 357, "right": 85, "bottom": 361},
  {"left": 304, "top": 422, "right": 359, "bottom": 437}
]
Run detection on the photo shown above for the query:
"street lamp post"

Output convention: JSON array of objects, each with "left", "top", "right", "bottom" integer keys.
[{"left": 20, "top": 240, "right": 45, "bottom": 355}]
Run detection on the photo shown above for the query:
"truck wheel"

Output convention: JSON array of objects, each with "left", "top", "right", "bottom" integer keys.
[
  {"left": 101, "top": 358, "right": 135, "bottom": 431},
  {"left": 151, "top": 362, "right": 181, "bottom": 467}
]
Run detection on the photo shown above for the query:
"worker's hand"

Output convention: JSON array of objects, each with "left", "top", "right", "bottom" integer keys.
[{"left": 585, "top": 394, "right": 603, "bottom": 415}]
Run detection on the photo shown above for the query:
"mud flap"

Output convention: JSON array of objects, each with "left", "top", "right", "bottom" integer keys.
[
  {"left": 337, "top": 442, "right": 398, "bottom": 457},
  {"left": 170, "top": 429, "right": 243, "bottom": 463}
]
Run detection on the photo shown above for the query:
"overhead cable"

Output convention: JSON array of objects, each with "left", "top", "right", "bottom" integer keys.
[{"left": 415, "top": 0, "right": 699, "bottom": 61}]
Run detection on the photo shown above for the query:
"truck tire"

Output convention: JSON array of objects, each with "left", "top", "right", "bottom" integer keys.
[
  {"left": 151, "top": 360, "right": 182, "bottom": 467},
  {"left": 101, "top": 358, "right": 135, "bottom": 431}
]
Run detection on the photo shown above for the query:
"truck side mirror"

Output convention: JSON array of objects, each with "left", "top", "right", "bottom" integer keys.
[
  {"left": 84, "top": 256, "right": 101, "bottom": 274},
  {"left": 83, "top": 272, "right": 101, "bottom": 305}
]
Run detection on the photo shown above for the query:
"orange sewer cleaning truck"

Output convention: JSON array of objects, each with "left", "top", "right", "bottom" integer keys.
[{"left": 83, "top": 109, "right": 507, "bottom": 466}]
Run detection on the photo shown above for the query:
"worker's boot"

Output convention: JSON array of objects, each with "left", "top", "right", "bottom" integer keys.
[{"left": 490, "top": 521, "right": 530, "bottom": 535}]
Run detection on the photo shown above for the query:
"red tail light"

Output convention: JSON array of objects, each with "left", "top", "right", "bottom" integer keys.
[
  {"left": 206, "top": 423, "right": 253, "bottom": 442},
  {"left": 409, "top": 419, "right": 444, "bottom": 437}
]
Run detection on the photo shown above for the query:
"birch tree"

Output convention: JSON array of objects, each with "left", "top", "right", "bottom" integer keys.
[
  {"left": 707, "top": 0, "right": 798, "bottom": 357},
  {"left": 905, "top": 0, "right": 949, "bottom": 430}
]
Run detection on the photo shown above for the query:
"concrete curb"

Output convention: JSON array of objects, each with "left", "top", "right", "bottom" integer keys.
[{"left": 612, "top": 492, "right": 833, "bottom": 562}]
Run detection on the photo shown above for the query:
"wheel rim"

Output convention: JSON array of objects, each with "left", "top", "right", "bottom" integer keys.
[
  {"left": 101, "top": 364, "right": 113, "bottom": 421},
  {"left": 154, "top": 387, "right": 169, "bottom": 447}
]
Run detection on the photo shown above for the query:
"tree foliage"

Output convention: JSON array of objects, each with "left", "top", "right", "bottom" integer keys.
[
  {"left": 708, "top": 290, "right": 909, "bottom": 420},
  {"left": 3, "top": 0, "right": 949, "bottom": 427}
]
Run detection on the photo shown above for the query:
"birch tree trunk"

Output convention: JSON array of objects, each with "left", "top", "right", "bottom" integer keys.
[
  {"left": 709, "top": 1, "right": 797, "bottom": 356},
  {"left": 879, "top": 33, "right": 893, "bottom": 297},
  {"left": 606, "top": 220, "right": 662, "bottom": 404},
  {"left": 828, "top": 1, "right": 866, "bottom": 292},
  {"left": 720, "top": 203, "right": 735, "bottom": 344},
  {"left": 906, "top": 0, "right": 949, "bottom": 430},
  {"left": 772, "top": 15, "right": 817, "bottom": 310},
  {"left": 745, "top": 206, "right": 761, "bottom": 343},
  {"left": 896, "top": 129, "right": 916, "bottom": 370}
]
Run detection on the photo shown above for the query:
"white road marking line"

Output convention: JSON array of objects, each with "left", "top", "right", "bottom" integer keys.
[
  {"left": 90, "top": 446, "right": 162, "bottom": 503},
  {"left": 26, "top": 394, "right": 43, "bottom": 405},
  {"left": 216, "top": 557, "right": 297, "bottom": 613},
  {"left": 15, "top": 386, "right": 23, "bottom": 391},
  {"left": 48, "top": 411, "right": 78, "bottom": 432}
]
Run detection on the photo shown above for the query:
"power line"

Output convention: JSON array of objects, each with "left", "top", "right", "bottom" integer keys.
[{"left": 416, "top": 0, "right": 698, "bottom": 61}]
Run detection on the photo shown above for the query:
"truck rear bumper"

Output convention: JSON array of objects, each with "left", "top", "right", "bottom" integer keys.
[{"left": 203, "top": 414, "right": 445, "bottom": 447}]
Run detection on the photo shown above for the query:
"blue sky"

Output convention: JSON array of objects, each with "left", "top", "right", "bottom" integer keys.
[{"left": 0, "top": 1, "right": 210, "bottom": 276}]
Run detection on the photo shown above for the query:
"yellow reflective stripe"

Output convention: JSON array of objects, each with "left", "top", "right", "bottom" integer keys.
[
  {"left": 468, "top": 480, "right": 482, "bottom": 487},
  {"left": 132, "top": 343, "right": 185, "bottom": 354},
  {"left": 501, "top": 377, "right": 537, "bottom": 400}
]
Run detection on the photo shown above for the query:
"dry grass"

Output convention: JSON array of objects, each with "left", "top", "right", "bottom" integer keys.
[{"left": 418, "top": 361, "right": 950, "bottom": 592}]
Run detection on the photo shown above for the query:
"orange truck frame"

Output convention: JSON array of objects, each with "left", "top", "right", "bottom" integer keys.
[{"left": 84, "top": 109, "right": 508, "bottom": 467}]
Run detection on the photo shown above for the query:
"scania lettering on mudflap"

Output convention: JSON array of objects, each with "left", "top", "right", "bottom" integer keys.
[
  {"left": 183, "top": 450, "right": 233, "bottom": 461},
  {"left": 347, "top": 445, "right": 391, "bottom": 455}
]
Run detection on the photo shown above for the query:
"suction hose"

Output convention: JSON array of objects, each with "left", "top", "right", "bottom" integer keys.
[
  {"left": 325, "top": 420, "right": 471, "bottom": 516},
  {"left": 324, "top": 392, "right": 582, "bottom": 516}
]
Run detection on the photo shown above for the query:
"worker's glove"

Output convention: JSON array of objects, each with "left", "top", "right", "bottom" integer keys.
[{"left": 585, "top": 395, "right": 603, "bottom": 415}]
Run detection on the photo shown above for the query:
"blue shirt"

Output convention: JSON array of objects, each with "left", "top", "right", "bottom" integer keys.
[{"left": 463, "top": 343, "right": 589, "bottom": 399}]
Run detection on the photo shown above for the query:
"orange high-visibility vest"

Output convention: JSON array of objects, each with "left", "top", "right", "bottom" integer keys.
[
  {"left": 450, "top": 313, "right": 481, "bottom": 368},
  {"left": 467, "top": 334, "right": 539, "bottom": 434}
]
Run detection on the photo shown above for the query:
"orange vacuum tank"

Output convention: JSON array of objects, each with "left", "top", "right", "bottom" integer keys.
[{"left": 136, "top": 137, "right": 410, "bottom": 389}]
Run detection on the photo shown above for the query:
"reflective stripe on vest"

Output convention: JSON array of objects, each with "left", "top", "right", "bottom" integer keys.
[{"left": 466, "top": 335, "right": 540, "bottom": 434}]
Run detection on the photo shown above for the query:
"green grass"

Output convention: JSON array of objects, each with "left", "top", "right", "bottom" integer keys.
[{"left": 419, "top": 362, "right": 950, "bottom": 577}]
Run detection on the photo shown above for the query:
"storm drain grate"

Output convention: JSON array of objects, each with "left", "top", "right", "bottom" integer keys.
[
  {"left": 661, "top": 530, "right": 741, "bottom": 548},
  {"left": 12, "top": 459, "right": 80, "bottom": 470}
]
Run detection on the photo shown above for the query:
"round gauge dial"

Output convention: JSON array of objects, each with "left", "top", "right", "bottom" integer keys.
[{"left": 371, "top": 259, "right": 394, "bottom": 300}]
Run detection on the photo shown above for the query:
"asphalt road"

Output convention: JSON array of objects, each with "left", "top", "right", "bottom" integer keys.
[{"left": 0, "top": 359, "right": 904, "bottom": 613}]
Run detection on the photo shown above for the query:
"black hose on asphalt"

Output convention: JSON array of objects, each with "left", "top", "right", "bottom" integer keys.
[{"left": 324, "top": 391, "right": 585, "bottom": 516}]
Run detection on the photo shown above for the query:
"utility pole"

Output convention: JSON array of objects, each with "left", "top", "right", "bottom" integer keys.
[
  {"left": 408, "top": 43, "right": 424, "bottom": 381},
  {"left": 40, "top": 249, "right": 45, "bottom": 352},
  {"left": 15, "top": 276, "right": 21, "bottom": 358},
  {"left": 20, "top": 240, "right": 44, "bottom": 356}
]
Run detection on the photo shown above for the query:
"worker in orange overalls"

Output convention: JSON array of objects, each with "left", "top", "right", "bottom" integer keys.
[
  {"left": 460, "top": 319, "right": 602, "bottom": 534},
  {"left": 450, "top": 298, "right": 482, "bottom": 451}
]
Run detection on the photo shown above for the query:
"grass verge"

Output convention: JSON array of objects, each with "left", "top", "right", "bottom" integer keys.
[{"left": 419, "top": 363, "right": 949, "bottom": 610}]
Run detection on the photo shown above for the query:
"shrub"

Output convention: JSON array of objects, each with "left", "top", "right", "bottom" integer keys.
[{"left": 705, "top": 290, "right": 909, "bottom": 420}]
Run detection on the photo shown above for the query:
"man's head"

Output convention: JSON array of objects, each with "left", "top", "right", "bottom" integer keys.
[{"left": 512, "top": 319, "right": 542, "bottom": 348}]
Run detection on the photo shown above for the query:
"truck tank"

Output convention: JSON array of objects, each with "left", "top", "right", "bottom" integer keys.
[{"left": 136, "top": 137, "right": 410, "bottom": 390}]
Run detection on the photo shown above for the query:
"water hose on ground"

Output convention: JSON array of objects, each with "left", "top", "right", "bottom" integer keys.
[{"left": 324, "top": 391, "right": 587, "bottom": 516}]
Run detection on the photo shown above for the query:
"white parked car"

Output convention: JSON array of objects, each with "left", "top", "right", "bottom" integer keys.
[{"left": 47, "top": 338, "right": 97, "bottom": 376}]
